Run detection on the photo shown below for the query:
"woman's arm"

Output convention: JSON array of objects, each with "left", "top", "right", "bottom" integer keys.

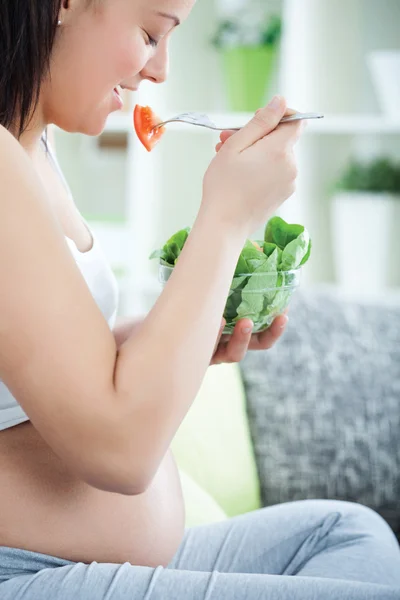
[{"left": 0, "top": 125, "right": 247, "bottom": 496}]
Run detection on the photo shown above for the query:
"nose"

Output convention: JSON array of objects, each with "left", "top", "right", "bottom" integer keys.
[{"left": 140, "top": 43, "right": 169, "bottom": 85}]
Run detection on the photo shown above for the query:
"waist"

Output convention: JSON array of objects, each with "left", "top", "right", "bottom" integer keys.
[{"left": 0, "top": 422, "right": 185, "bottom": 566}]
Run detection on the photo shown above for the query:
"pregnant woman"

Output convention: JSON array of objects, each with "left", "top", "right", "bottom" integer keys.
[{"left": 0, "top": 1, "right": 399, "bottom": 598}]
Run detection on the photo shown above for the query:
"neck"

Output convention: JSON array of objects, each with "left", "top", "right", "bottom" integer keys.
[{"left": 12, "top": 108, "right": 47, "bottom": 156}]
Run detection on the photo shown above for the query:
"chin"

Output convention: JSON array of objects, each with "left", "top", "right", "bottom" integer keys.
[
  {"left": 53, "top": 111, "right": 110, "bottom": 137},
  {"left": 78, "top": 119, "right": 109, "bottom": 137}
]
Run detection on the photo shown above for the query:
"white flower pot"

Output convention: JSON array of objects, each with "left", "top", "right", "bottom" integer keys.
[
  {"left": 331, "top": 192, "right": 400, "bottom": 295},
  {"left": 367, "top": 51, "right": 400, "bottom": 118}
]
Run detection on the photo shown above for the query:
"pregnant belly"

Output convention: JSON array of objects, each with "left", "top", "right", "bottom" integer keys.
[{"left": 0, "top": 422, "right": 186, "bottom": 566}]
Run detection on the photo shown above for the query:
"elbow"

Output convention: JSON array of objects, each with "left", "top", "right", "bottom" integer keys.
[
  {"left": 77, "top": 452, "right": 153, "bottom": 496},
  {"left": 63, "top": 406, "right": 155, "bottom": 496},
  {"left": 84, "top": 473, "right": 149, "bottom": 496}
]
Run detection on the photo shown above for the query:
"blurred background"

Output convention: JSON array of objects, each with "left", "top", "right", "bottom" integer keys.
[{"left": 53, "top": 0, "right": 400, "bottom": 318}]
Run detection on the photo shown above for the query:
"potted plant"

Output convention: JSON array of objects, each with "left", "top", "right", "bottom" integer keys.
[
  {"left": 212, "top": 7, "right": 282, "bottom": 112},
  {"left": 331, "top": 157, "right": 400, "bottom": 294}
]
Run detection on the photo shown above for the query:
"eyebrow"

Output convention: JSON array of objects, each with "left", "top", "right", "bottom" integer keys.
[{"left": 156, "top": 11, "right": 181, "bottom": 27}]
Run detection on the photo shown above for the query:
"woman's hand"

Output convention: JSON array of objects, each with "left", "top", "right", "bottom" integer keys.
[
  {"left": 210, "top": 119, "right": 291, "bottom": 365},
  {"left": 202, "top": 98, "right": 305, "bottom": 238},
  {"left": 210, "top": 313, "right": 288, "bottom": 366}
]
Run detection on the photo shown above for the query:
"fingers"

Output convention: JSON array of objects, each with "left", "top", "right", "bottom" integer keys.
[
  {"left": 212, "top": 313, "right": 289, "bottom": 365},
  {"left": 227, "top": 96, "right": 287, "bottom": 152},
  {"left": 284, "top": 107, "right": 298, "bottom": 117},
  {"left": 215, "top": 130, "right": 236, "bottom": 153},
  {"left": 220, "top": 130, "right": 236, "bottom": 143},
  {"left": 264, "top": 117, "right": 306, "bottom": 151},
  {"left": 215, "top": 108, "right": 304, "bottom": 154},
  {"left": 251, "top": 314, "right": 289, "bottom": 350},
  {"left": 212, "top": 319, "right": 253, "bottom": 364}
]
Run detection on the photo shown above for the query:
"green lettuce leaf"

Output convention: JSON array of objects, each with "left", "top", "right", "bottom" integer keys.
[
  {"left": 234, "top": 240, "right": 265, "bottom": 276},
  {"left": 264, "top": 216, "right": 311, "bottom": 270},
  {"left": 149, "top": 216, "right": 312, "bottom": 334},
  {"left": 233, "top": 249, "right": 279, "bottom": 324},
  {"left": 264, "top": 216, "right": 305, "bottom": 249},
  {"left": 224, "top": 275, "right": 249, "bottom": 321},
  {"left": 149, "top": 227, "right": 191, "bottom": 265},
  {"left": 279, "top": 230, "right": 310, "bottom": 271}
]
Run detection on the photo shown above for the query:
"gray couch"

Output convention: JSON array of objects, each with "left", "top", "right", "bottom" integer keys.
[{"left": 239, "top": 288, "right": 400, "bottom": 540}]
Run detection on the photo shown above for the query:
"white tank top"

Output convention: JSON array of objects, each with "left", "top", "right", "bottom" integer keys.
[{"left": 0, "top": 137, "right": 119, "bottom": 431}]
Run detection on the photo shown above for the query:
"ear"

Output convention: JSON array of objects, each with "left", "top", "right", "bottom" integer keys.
[{"left": 59, "top": 0, "right": 87, "bottom": 25}]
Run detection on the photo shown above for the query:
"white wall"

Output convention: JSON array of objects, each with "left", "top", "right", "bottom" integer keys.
[{"left": 54, "top": 0, "right": 400, "bottom": 312}]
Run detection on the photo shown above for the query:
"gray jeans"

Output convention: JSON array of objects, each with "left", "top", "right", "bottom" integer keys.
[{"left": 1, "top": 500, "right": 400, "bottom": 599}]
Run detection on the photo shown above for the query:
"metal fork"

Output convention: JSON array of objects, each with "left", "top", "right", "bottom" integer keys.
[{"left": 152, "top": 111, "right": 324, "bottom": 131}]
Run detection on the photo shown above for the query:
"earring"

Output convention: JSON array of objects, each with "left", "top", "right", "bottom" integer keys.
[{"left": 57, "top": 20, "right": 62, "bottom": 26}]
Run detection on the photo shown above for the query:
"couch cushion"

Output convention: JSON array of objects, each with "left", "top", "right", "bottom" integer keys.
[
  {"left": 171, "top": 363, "right": 261, "bottom": 518},
  {"left": 240, "top": 288, "right": 400, "bottom": 538}
]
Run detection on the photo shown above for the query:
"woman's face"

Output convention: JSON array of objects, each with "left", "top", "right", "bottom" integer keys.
[{"left": 40, "top": 0, "right": 194, "bottom": 135}]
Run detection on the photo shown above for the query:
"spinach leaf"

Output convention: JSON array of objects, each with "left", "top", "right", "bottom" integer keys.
[
  {"left": 234, "top": 240, "right": 265, "bottom": 276},
  {"left": 149, "top": 227, "right": 191, "bottom": 265},
  {"left": 224, "top": 275, "right": 249, "bottom": 322},
  {"left": 234, "top": 249, "right": 279, "bottom": 323},
  {"left": 264, "top": 216, "right": 304, "bottom": 249},
  {"left": 150, "top": 216, "right": 312, "bottom": 334},
  {"left": 280, "top": 229, "right": 310, "bottom": 271},
  {"left": 299, "top": 238, "right": 312, "bottom": 267}
]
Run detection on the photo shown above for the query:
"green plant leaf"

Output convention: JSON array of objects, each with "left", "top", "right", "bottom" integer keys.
[
  {"left": 264, "top": 216, "right": 305, "bottom": 249},
  {"left": 149, "top": 227, "right": 191, "bottom": 265},
  {"left": 261, "top": 14, "right": 282, "bottom": 46},
  {"left": 280, "top": 230, "right": 310, "bottom": 271},
  {"left": 335, "top": 157, "right": 400, "bottom": 195},
  {"left": 262, "top": 241, "right": 278, "bottom": 257},
  {"left": 299, "top": 238, "right": 312, "bottom": 267},
  {"left": 224, "top": 275, "right": 249, "bottom": 321},
  {"left": 234, "top": 239, "right": 265, "bottom": 276},
  {"left": 149, "top": 248, "right": 165, "bottom": 260},
  {"left": 234, "top": 249, "right": 279, "bottom": 323},
  {"left": 263, "top": 242, "right": 283, "bottom": 267},
  {"left": 211, "top": 13, "right": 282, "bottom": 49}
]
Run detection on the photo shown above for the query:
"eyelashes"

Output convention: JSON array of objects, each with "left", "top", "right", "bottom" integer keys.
[{"left": 146, "top": 33, "right": 159, "bottom": 48}]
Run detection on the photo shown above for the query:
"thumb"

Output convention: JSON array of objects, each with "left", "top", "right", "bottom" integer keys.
[{"left": 228, "top": 95, "right": 287, "bottom": 152}]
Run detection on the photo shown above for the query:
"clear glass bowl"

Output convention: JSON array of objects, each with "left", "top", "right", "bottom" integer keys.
[{"left": 158, "top": 262, "right": 302, "bottom": 335}]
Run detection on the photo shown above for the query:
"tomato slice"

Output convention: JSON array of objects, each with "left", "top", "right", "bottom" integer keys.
[{"left": 133, "top": 105, "right": 166, "bottom": 152}]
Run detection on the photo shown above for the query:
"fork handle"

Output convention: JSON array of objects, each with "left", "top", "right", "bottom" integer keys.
[
  {"left": 227, "top": 112, "right": 324, "bottom": 131},
  {"left": 154, "top": 112, "right": 324, "bottom": 131}
]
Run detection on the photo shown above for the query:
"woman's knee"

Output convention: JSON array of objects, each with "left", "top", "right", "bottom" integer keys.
[{"left": 307, "top": 499, "right": 396, "bottom": 543}]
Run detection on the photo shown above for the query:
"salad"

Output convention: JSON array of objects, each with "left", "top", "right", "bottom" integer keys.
[{"left": 150, "top": 216, "right": 312, "bottom": 334}]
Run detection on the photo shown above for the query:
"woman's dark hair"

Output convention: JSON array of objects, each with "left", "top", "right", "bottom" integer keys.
[{"left": 0, "top": 0, "right": 62, "bottom": 137}]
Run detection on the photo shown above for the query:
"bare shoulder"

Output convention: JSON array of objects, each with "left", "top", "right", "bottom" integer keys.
[
  {"left": 0, "top": 124, "right": 25, "bottom": 159},
  {"left": 0, "top": 124, "right": 43, "bottom": 189}
]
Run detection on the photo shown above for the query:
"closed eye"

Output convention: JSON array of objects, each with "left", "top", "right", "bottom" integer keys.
[{"left": 146, "top": 33, "right": 159, "bottom": 48}]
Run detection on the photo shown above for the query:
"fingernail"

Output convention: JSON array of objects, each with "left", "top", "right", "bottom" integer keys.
[
  {"left": 280, "top": 315, "right": 289, "bottom": 329},
  {"left": 268, "top": 95, "right": 282, "bottom": 111},
  {"left": 242, "top": 325, "right": 253, "bottom": 334}
]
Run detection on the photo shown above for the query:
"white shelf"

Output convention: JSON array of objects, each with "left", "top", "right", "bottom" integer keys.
[
  {"left": 104, "top": 112, "right": 400, "bottom": 136},
  {"left": 306, "top": 115, "right": 400, "bottom": 134}
]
